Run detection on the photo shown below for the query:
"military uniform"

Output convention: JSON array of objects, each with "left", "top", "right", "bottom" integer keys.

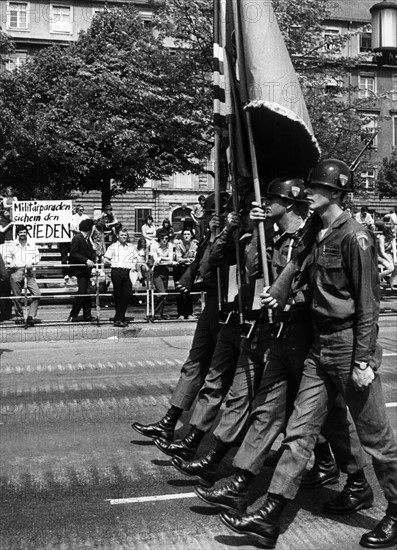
[{"left": 269, "top": 213, "right": 397, "bottom": 502}]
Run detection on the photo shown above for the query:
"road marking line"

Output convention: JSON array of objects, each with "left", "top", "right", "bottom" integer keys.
[
  {"left": 386, "top": 403, "right": 397, "bottom": 408},
  {"left": 107, "top": 493, "right": 197, "bottom": 505},
  {"left": 383, "top": 352, "right": 397, "bottom": 357}
]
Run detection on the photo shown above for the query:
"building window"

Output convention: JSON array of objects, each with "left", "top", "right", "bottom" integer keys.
[
  {"left": 323, "top": 27, "right": 340, "bottom": 51},
  {"left": 50, "top": 5, "right": 72, "bottom": 34},
  {"left": 393, "top": 75, "right": 397, "bottom": 101},
  {"left": 5, "top": 50, "right": 27, "bottom": 70},
  {"left": 360, "top": 112, "right": 379, "bottom": 148},
  {"left": 360, "top": 168, "right": 376, "bottom": 190},
  {"left": 7, "top": 2, "right": 29, "bottom": 30},
  {"left": 359, "top": 32, "right": 372, "bottom": 53},
  {"left": 359, "top": 74, "right": 376, "bottom": 99},
  {"left": 135, "top": 208, "right": 152, "bottom": 236}
]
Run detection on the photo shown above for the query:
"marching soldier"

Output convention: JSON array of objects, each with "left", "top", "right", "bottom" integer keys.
[{"left": 220, "top": 159, "right": 397, "bottom": 549}]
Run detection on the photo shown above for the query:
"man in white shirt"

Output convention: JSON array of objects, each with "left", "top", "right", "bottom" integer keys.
[
  {"left": 70, "top": 205, "right": 89, "bottom": 235},
  {"left": 103, "top": 229, "right": 137, "bottom": 327},
  {"left": 4, "top": 225, "right": 41, "bottom": 326}
]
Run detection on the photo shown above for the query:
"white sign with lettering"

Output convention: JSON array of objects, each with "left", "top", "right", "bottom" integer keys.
[{"left": 12, "top": 200, "right": 73, "bottom": 242}]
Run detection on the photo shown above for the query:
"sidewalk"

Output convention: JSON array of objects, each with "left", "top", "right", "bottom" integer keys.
[{"left": 1, "top": 289, "right": 395, "bottom": 343}]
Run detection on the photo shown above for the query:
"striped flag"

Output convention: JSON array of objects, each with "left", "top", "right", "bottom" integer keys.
[{"left": 213, "top": 0, "right": 321, "bottom": 190}]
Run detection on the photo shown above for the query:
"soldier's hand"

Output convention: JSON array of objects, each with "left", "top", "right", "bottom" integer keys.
[
  {"left": 225, "top": 212, "right": 241, "bottom": 231},
  {"left": 209, "top": 214, "right": 224, "bottom": 231},
  {"left": 175, "top": 282, "right": 189, "bottom": 294},
  {"left": 260, "top": 286, "right": 279, "bottom": 309},
  {"left": 250, "top": 202, "right": 266, "bottom": 222},
  {"left": 86, "top": 259, "right": 95, "bottom": 267},
  {"left": 352, "top": 364, "right": 375, "bottom": 391}
]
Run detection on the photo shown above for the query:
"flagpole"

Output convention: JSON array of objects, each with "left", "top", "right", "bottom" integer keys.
[
  {"left": 213, "top": 0, "right": 223, "bottom": 314},
  {"left": 228, "top": 119, "right": 245, "bottom": 326},
  {"left": 245, "top": 110, "right": 271, "bottom": 290}
]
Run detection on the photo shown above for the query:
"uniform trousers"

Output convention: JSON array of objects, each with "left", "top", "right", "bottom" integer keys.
[
  {"left": 212, "top": 319, "right": 271, "bottom": 444},
  {"left": 111, "top": 268, "right": 132, "bottom": 322},
  {"left": 234, "top": 321, "right": 367, "bottom": 477},
  {"left": 170, "top": 295, "right": 220, "bottom": 411},
  {"left": 269, "top": 327, "right": 397, "bottom": 502},
  {"left": 189, "top": 318, "right": 241, "bottom": 432},
  {"left": 10, "top": 268, "right": 41, "bottom": 318}
]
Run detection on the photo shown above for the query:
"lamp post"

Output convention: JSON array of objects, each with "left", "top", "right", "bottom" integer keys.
[{"left": 370, "top": 0, "right": 397, "bottom": 65}]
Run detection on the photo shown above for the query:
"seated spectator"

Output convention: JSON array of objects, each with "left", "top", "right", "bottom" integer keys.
[
  {"left": 173, "top": 227, "right": 198, "bottom": 320},
  {"left": 376, "top": 221, "right": 397, "bottom": 289},
  {"left": 191, "top": 195, "right": 206, "bottom": 241},
  {"left": 141, "top": 215, "right": 157, "bottom": 247},
  {"left": 150, "top": 229, "right": 175, "bottom": 319},
  {"left": 135, "top": 237, "right": 149, "bottom": 286},
  {"left": 4, "top": 225, "right": 41, "bottom": 326},
  {"left": 355, "top": 205, "right": 375, "bottom": 232},
  {"left": 159, "top": 219, "right": 176, "bottom": 243}
]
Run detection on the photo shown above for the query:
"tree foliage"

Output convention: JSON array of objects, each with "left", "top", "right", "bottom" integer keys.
[
  {"left": 377, "top": 151, "right": 397, "bottom": 198},
  {"left": 0, "top": 0, "right": 375, "bottom": 201}
]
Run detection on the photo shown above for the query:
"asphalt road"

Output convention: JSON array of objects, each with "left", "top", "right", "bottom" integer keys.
[{"left": 0, "top": 318, "right": 396, "bottom": 550}]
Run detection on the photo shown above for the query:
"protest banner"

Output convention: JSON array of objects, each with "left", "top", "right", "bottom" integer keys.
[{"left": 12, "top": 200, "right": 73, "bottom": 242}]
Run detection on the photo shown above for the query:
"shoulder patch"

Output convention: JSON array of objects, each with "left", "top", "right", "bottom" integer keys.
[{"left": 356, "top": 231, "right": 369, "bottom": 251}]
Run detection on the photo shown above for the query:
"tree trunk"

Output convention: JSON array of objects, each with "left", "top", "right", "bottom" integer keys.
[{"left": 101, "top": 176, "right": 112, "bottom": 210}]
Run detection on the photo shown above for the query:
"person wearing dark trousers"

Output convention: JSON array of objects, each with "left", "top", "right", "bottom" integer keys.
[
  {"left": 103, "top": 229, "right": 137, "bottom": 327},
  {"left": 67, "top": 218, "right": 96, "bottom": 322}
]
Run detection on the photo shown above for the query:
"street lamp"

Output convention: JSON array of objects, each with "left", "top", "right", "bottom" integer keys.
[{"left": 370, "top": 0, "right": 397, "bottom": 65}]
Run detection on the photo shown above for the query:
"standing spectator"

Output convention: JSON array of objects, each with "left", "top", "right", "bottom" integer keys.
[
  {"left": 94, "top": 205, "right": 121, "bottom": 258},
  {"left": 141, "top": 215, "right": 157, "bottom": 247},
  {"left": 4, "top": 225, "right": 41, "bottom": 326},
  {"left": 191, "top": 195, "right": 206, "bottom": 241},
  {"left": 355, "top": 205, "right": 375, "bottom": 232},
  {"left": 70, "top": 205, "right": 88, "bottom": 236},
  {"left": 173, "top": 227, "right": 198, "bottom": 320},
  {"left": 0, "top": 252, "right": 12, "bottom": 322},
  {"left": 0, "top": 209, "right": 14, "bottom": 244},
  {"left": 103, "top": 229, "right": 137, "bottom": 327},
  {"left": 151, "top": 229, "right": 175, "bottom": 319},
  {"left": 160, "top": 219, "right": 176, "bottom": 243},
  {"left": 67, "top": 218, "right": 96, "bottom": 323},
  {"left": 1, "top": 187, "right": 18, "bottom": 217},
  {"left": 135, "top": 237, "right": 149, "bottom": 286}
]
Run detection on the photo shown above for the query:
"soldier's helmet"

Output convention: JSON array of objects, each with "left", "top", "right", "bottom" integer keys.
[
  {"left": 306, "top": 159, "right": 353, "bottom": 192},
  {"left": 204, "top": 191, "right": 230, "bottom": 214},
  {"left": 267, "top": 178, "right": 307, "bottom": 203}
]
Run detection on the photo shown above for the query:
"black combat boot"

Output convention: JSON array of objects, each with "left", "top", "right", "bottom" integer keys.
[
  {"left": 154, "top": 426, "right": 205, "bottom": 461},
  {"left": 360, "top": 503, "right": 397, "bottom": 549},
  {"left": 131, "top": 406, "right": 182, "bottom": 441},
  {"left": 220, "top": 492, "right": 288, "bottom": 549},
  {"left": 323, "top": 470, "right": 374, "bottom": 515},
  {"left": 194, "top": 470, "right": 253, "bottom": 513},
  {"left": 171, "top": 437, "right": 230, "bottom": 487},
  {"left": 301, "top": 440, "right": 340, "bottom": 488}
]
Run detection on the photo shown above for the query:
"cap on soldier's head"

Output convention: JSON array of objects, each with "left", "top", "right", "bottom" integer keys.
[
  {"left": 267, "top": 178, "right": 307, "bottom": 203},
  {"left": 306, "top": 159, "right": 353, "bottom": 192},
  {"left": 204, "top": 192, "right": 230, "bottom": 214}
]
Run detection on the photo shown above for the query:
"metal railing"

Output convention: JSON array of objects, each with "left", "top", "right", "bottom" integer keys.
[{"left": 0, "top": 262, "right": 205, "bottom": 329}]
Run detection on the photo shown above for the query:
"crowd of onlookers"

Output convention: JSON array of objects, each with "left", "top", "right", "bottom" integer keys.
[
  {"left": 0, "top": 193, "right": 207, "bottom": 325},
  {"left": 0, "top": 189, "right": 396, "bottom": 325}
]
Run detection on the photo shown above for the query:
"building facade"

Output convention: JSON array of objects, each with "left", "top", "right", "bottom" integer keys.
[{"left": 1, "top": 0, "right": 396, "bottom": 224}]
